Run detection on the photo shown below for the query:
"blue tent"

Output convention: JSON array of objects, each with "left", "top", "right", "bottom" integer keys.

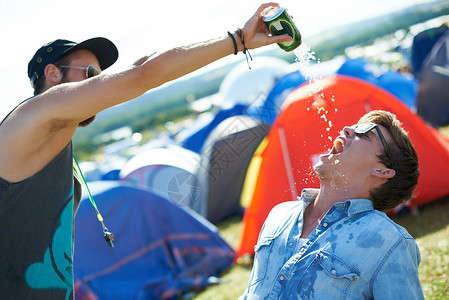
[
  {"left": 246, "top": 57, "right": 346, "bottom": 125},
  {"left": 337, "top": 58, "right": 418, "bottom": 109},
  {"left": 74, "top": 181, "right": 234, "bottom": 300},
  {"left": 411, "top": 25, "right": 448, "bottom": 78},
  {"left": 416, "top": 29, "right": 449, "bottom": 127},
  {"left": 101, "top": 168, "right": 121, "bottom": 181},
  {"left": 246, "top": 70, "right": 306, "bottom": 125},
  {"left": 179, "top": 103, "right": 247, "bottom": 153}
]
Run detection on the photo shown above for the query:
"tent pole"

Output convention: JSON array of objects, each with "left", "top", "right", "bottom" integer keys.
[{"left": 278, "top": 126, "right": 298, "bottom": 201}]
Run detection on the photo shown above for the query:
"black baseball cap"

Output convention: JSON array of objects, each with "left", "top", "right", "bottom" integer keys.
[{"left": 28, "top": 37, "right": 119, "bottom": 87}]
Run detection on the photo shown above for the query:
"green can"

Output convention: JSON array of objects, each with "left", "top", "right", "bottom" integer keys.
[{"left": 262, "top": 6, "right": 302, "bottom": 52}]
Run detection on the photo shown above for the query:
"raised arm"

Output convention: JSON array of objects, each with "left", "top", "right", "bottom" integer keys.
[{"left": 0, "top": 2, "right": 291, "bottom": 182}]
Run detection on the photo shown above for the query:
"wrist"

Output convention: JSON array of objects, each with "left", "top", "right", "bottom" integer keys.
[
  {"left": 234, "top": 29, "right": 245, "bottom": 52},
  {"left": 234, "top": 28, "right": 253, "bottom": 69},
  {"left": 227, "top": 29, "right": 247, "bottom": 54},
  {"left": 226, "top": 28, "right": 253, "bottom": 69}
]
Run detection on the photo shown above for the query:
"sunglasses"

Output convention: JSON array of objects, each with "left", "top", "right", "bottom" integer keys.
[
  {"left": 353, "top": 123, "right": 390, "bottom": 158},
  {"left": 59, "top": 65, "right": 100, "bottom": 79}
]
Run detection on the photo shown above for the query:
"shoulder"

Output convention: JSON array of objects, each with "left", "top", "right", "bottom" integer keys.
[
  {"left": 370, "top": 210, "right": 414, "bottom": 240},
  {"left": 0, "top": 97, "right": 75, "bottom": 182},
  {"left": 346, "top": 199, "right": 414, "bottom": 241},
  {"left": 343, "top": 207, "right": 417, "bottom": 254},
  {"left": 352, "top": 209, "right": 420, "bottom": 264},
  {"left": 371, "top": 211, "right": 420, "bottom": 263}
]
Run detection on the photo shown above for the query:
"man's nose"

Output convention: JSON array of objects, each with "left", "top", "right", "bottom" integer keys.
[{"left": 342, "top": 126, "right": 355, "bottom": 138}]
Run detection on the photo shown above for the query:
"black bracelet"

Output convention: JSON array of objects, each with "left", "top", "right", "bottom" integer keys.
[
  {"left": 237, "top": 28, "right": 252, "bottom": 70},
  {"left": 227, "top": 31, "right": 238, "bottom": 55}
]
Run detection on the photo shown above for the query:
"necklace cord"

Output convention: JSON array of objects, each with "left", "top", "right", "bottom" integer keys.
[{"left": 73, "top": 153, "right": 114, "bottom": 247}]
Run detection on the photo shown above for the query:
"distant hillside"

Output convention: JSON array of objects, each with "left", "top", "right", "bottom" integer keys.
[{"left": 305, "top": 0, "right": 449, "bottom": 60}]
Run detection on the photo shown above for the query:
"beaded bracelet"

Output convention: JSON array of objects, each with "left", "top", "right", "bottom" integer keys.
[
  {"left": 227, "top": 31, "right": 238, "bottom": 55},
  {"left": 236, "top": 28, "right": 252, "bottom": 69}
]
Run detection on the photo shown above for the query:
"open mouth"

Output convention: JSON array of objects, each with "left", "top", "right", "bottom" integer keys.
[{"left": 330, "top": 138, "right": 344, "bottom": 155}]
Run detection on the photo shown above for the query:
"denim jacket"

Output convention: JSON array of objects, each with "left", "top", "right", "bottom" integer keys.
[{"left": 240, "top": 189, "right": 424, "bottom": 299}]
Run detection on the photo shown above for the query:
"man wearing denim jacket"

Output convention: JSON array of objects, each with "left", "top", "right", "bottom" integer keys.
[{"left": 241, "top": 110, "right": 424, "bottom": 299}]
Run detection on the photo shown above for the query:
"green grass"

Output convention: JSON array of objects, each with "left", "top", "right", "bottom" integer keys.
[
  {"left": 191, "top": 215, "right": 251, "bottom": 300},
  {"left": 191, "top": 197, "right": 449, "bottom": 299},
  {"left": 440, "top": 125, "right": 449, "bottom": 139},
  {"left": 392, "top": 198, "right": 449, "bottom": 299}
]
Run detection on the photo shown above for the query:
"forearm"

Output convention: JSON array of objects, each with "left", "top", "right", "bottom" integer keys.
[{"left": 140, "top": 34, "right": 236, "bottom": 87}]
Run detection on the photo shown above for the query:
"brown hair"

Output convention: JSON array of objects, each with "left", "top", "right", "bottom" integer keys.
[{"left": 358, "top": 110, "right": 420, "bottom": 211}]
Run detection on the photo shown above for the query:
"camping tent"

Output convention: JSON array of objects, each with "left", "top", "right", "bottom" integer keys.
[
  {"left": 74, "top": 181, "right": 234, "bottom": 299},
  {"left": 417, "top": 65, "right": 449, "bottom": 127},
  {"left": 179, "top": 103, "right": 247, "bottom": 153},
  {"left": 246, "top": 57, "right": 417, "bottom": 126},
  {"left": 217, "top": 56, "right": 290, "bottom": 109},
  {"left": 246, "top": 70, "right": 306, "bottom": 125},
  {"left": 236, "top": 75, "right": 449, "bottom": 259},
  {"left": 337, "top": 58, "right": 418, "bottom": 109},
  {"left": 193, "top": 115, "right": 270, "bottom": 223},
  {"left": 416, "top": 30, "right": 449, "bottom": 127},
  {"left": 179, "top": 57, "right": 291, "bottom": 154},
  {"left": 411, "top": 25, "right": 448, "bottom": 78},
  {"left": 79, "top": 156, "right": 128, "bottom": 182},
  {"left": 119, "top": 144, "right": 200, "bottom": 208}
]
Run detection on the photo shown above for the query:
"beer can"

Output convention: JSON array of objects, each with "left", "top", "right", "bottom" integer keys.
[{"left": 262, "top": 6, "right": 302, "bottom": 52}]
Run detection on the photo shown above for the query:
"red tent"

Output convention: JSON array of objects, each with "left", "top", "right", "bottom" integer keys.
[{"left": 236, "top": 75, "right": 449, "bottom": 260}]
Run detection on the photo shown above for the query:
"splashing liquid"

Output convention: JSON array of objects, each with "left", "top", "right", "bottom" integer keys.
[
  {"left": 293, "top": 44, "right": 318, "bottom": 81},
  {"left": 293, "top": 43, "right": 337, "bottom": 147}
]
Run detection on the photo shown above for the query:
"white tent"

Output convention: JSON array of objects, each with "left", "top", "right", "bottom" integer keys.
[
  {"left": 217, "top": 56, "right": 290, "bottom": 108},
  {"left": 119, "top": 144, "right": 201, "bottom": 208}
]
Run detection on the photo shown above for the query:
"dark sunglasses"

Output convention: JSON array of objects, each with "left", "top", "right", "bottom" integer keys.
[
  {"left": 59, "top": 65, "right": 100, "bottom": 79},
  {"left": 353, "top": 123, "right": 390, "bottom": 158}
]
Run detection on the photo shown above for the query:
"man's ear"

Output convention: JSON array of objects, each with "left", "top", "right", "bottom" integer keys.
[
  {"left": 371, "top": 167, "right": 395, "bottom": 179},
  {"left": 43, "top": 64, "right": 62, "bottom": 84}
]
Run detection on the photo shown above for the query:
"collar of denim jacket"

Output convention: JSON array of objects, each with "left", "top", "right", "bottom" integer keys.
[
  {"left": 297, "top": 188, "right": 319, "bottom": 203},
  {"left": 342, "top": 198, "right": 374, "bottom": 216},
  {"left": 298, "top": 188, "right": 374, "bottom": 216}
]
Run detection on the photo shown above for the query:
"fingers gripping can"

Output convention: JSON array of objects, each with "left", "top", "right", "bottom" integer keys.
[{"left": 262, "top": 6, "right": 302, "bottom": 52}]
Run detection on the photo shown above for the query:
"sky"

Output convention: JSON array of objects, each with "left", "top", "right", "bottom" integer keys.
[{"left": 0, "top": 0, "right": 435, "bottom": 119}]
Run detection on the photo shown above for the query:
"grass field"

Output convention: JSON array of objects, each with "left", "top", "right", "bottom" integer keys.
[{"left": 192, "top": 197, "right": 449, "bottom": 299}]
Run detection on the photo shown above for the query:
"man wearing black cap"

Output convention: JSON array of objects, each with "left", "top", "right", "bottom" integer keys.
[{"left": 0, "top": 3, "right": 291, "bottom": 299}]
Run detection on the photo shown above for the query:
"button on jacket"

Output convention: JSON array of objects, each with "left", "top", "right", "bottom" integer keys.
[{"left": 240, "top": 189, "right": 424, "bottom": 299}]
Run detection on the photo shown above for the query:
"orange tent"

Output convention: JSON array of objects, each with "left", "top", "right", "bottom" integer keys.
[{"left": 236, "top": 75, "right": 449, "bottom": 260}]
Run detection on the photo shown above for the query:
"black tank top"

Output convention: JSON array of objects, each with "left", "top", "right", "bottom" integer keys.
[{"left": 0, "top": 103, "right": 81, "bottom": 299}]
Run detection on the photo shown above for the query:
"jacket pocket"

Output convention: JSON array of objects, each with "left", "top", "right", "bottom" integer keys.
[
  {"left": 298, "top": 250, "right": 360, "bottom": 300},
  {"left": 251, "top": 236, "right": 276, "bottom": 284}
]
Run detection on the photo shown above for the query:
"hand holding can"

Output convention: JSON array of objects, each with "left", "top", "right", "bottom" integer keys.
[{"left": 262, "top": 6, "right": 302, "bottom": 52}]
